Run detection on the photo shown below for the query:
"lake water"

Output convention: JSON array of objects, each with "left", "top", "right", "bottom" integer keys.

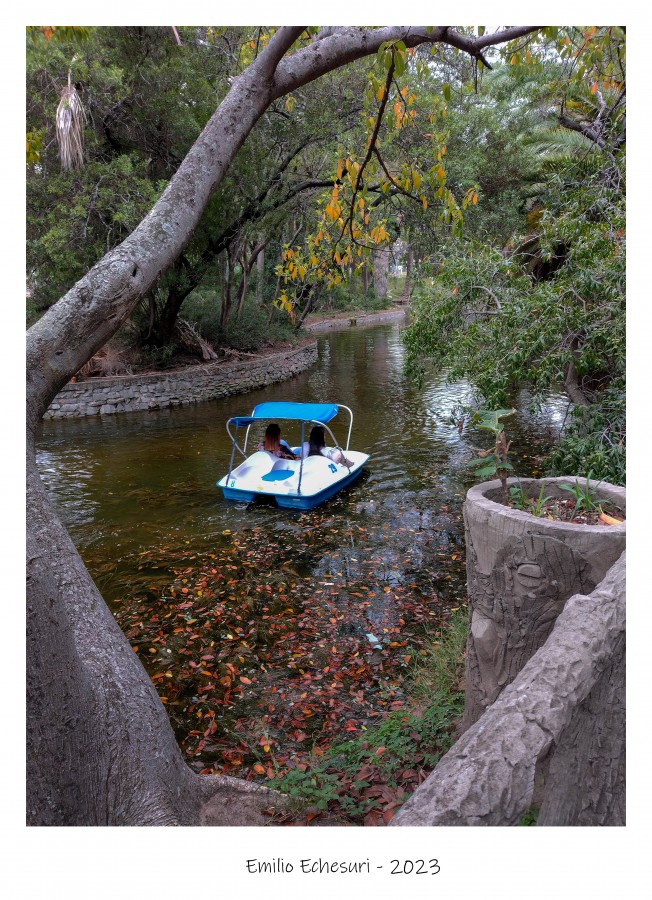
[{"left": 36, "top": 323, "right": 569, "bottom": 772}]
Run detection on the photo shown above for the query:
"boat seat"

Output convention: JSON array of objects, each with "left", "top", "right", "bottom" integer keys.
[
  {"left": 230, "top": 450, "right": 275, "bottom": 479},
  {"left": 262, "top": 458, "right": 299, "bottom": 481},
  {"left": 271, "top": 457, "right": 299, "bottom": 471}
]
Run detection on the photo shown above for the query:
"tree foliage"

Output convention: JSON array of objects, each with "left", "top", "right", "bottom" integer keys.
[
  {"left": 28, "top": 26, "right": 626, "bottom": 480},
  {"left": 404, "top": 124, "right": 625, "bottom": 484}
]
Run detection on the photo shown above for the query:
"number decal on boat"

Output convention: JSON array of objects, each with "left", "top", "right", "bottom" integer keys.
[{"left": 329, "top": 463, "right": 337, "bottom": 473}]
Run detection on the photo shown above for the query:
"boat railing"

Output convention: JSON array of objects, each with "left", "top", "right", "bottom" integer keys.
[
  {"left": 226, "top": 404, "right": 355, "bottom": 488},
  {"left": 238, "top": 405, "right": 353, "bottom": 455}
]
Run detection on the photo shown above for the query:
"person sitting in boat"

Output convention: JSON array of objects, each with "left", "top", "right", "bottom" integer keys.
[
  {"left": 303, "top": 425, "right": 352, "bottom": 467},
  {"left": 257, "top": 423, "right": 298, "bottom": 460}
]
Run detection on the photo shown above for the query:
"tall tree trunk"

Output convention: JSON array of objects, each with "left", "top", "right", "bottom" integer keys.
[
  {"left": 362, "top": 262, "right": 369, "bottom": 297},
  {"left": 402, "top": 244, "right": 413, "bottom": 303},
  {"left": 373, "top": 248, "right": 390, "bottom": 300},
  {"left": 235, "top": 240, "right": 267, "bottom": 320},
  {"left": 234, "top": 260, "right": 250, "bottom": 321},
  {"left": 256, "top": 245, "right": 265, "bottom": 306},
  {"left": 220, "top": 243, "right": 240, "bottom": 330}
]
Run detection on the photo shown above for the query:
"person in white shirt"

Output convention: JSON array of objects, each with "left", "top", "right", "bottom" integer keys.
[{"left": 303, "top": 425, "right": 352, "bottom": 467}]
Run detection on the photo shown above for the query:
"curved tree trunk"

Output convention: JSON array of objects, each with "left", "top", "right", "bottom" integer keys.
[
  {"left": 26, "top": 27, "right": 305, "bottom": 826},
  {"left": 27, "top": 438, "right": 280, "bottom": 825}
]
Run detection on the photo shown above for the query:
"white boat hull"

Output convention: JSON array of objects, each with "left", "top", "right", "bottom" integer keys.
[{"left": 217, "top": 449, "right": 369, "bottom": 509}]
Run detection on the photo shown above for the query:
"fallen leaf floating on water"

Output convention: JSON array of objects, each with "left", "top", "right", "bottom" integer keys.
[{"left": 113, "top": 502, "right": 469, "bottom": 820}]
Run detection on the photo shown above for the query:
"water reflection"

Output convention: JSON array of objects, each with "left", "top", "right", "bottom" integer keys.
[
  {"left": 36, "top": 323, "right": 568, "bottom": 769},
  {"left": 37, "top": 323, "right": 566, "bottom": 606}
]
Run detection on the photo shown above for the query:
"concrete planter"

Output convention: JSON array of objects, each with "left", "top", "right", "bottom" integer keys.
[{"left": 461, "top": 476, "right": 626, "bottom": 731}]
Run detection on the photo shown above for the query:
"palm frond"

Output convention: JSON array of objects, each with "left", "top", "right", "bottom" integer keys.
[{"left": 522, "top": 125, "right": 595, "bottom": 158}]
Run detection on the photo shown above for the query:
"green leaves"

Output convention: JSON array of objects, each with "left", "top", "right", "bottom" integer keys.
[
  {"left": 474, "top": 408, "right": 516, "bottom": 434},
  {"left": 26, "top": 131, "right": 43, "bottom": 165},
  {"left": 473, "top": 463, "right": 498, "bottom": 478},
  {"left": 377, "top": 39, "right": 408, "bottom": 76},
  {"left": 404, "top": 140, "right": 625, "bottom": 486},
  {"left": 468, "top": 455, "right": 513, "bottom": 478}
]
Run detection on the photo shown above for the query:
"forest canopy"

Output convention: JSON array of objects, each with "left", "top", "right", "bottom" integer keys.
[{"left": 27, "top": 25, "right": 625, "bottom": 482}]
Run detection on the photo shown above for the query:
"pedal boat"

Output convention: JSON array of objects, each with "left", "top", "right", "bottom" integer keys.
[{"left": 216, "top": 401, "right": 369, "bottom": 510}]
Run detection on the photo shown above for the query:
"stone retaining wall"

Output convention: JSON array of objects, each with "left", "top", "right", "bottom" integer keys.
[
  {"left": 392, "top": 552, "right": 626, "bottom": 826},
  {"left": 303, "top": 308, "right": 406, "bottom": 332},
  {"left": 45, "top": 342, "right": 318, "bottom": 419}
]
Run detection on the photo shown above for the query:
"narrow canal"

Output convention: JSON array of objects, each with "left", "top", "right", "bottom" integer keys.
[{"left": 37, "top": 322, "right": 568, "bottom": 777}]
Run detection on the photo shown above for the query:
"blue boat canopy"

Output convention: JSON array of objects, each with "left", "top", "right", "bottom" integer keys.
[{"left": 229, "top": 401, "right": 339, "bottom": 428}]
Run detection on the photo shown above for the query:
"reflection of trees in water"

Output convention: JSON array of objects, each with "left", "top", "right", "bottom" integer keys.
[{"left": 38, "top": 324, "right": 562, "bottom": 613}]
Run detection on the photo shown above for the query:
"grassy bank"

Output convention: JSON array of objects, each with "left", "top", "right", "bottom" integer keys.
[{"left": 268, "top": 606, "right": 467, "bottom": 825}]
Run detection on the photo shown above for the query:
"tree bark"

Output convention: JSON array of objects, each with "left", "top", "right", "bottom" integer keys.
[
  {"left": 150, "top": 145, "right": 327, "bottom": 341},
  {"left": 235, "top": 240, "right": 267, "bottom": 320},
  {"left": 26, "top": 26, "right": 305, "bottom": 826},
  {"left": 373, "top": 248, "right": 390, "bottom": 300},
  {"left": 26, "top": 436, "right": 281, "bottom": 825},
  {"left": 26, "top": 25, "right": 541, "bottom": 826},
  {"left": 255, "top": 245, "right": 265, "bottom": 306},
  {"left": 402, "top": 244, "right": 413, "bottom": 303}
]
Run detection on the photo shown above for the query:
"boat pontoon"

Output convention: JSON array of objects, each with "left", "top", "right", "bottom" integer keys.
[{"left": 216, "top": 401, "right": 369, "bottom": 510}]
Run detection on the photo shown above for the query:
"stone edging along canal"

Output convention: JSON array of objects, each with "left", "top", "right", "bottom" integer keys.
[
  {"left": 44, "top": 342, "right": 318, "bottom": 419},
  {"left": 303, "top": 306, "right": 406, "bottom": 333},
  {"left": 44, "top": 308, "right": 407, "bottom": 419}
]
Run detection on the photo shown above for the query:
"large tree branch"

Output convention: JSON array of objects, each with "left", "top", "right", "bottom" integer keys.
[
  {"left": 270, "top": 26, "right": 541, "bottom": 97},
  {"left": 257, "top": 26, "right": 306, "bottom": 79},
  {"left": 27, "top": 25, "right": 541, "bottom": 428},
  {"left": 558, "top": 114, "right": 606, "bottom": 150}
]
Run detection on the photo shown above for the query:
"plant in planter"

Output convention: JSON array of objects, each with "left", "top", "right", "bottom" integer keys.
[
  {"left": 522, "top": 472, "right": 624, "bottom": 525},
  {"left": 557, "top": 471, "right": 624, "bottom": 523},
  {"left": 467, "top": 408, "right": 516, "bottom": 502},
  {"left": 508, "top": 480, "right": 553, "bottom": 517},
  {"left": 467, "top": 413, "right": 625, "bottom": 525}
]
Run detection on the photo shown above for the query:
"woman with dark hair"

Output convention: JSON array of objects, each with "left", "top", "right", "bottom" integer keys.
[
  {"left": 257, "top": 423, "right": 298, "bottom": 459},
  {"left": 304, "top": 425, "right": 352, "bottom": 467},
  {"left": 307, "top": 425, "right": 327, "bottom": 457}
]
